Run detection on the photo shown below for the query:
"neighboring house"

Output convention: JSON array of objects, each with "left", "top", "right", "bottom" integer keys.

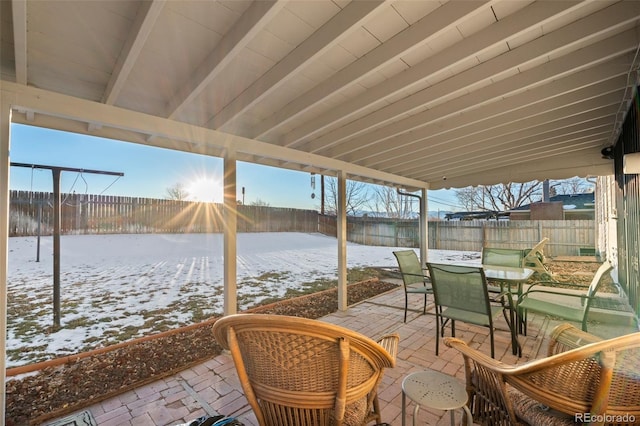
[
  {"left": 509, "top": 193, "right": 595, "bottom": 220},
  {"left": 444, "top": 211, "right": 508, "bottom": 221}
]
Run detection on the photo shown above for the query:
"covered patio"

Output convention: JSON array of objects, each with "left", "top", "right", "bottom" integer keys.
[
  {"left": 53, "top": 279, "right": 636, "bottom": 426},
  {"left": 2, "top": 1, "right": 640, "bottom": 424}
]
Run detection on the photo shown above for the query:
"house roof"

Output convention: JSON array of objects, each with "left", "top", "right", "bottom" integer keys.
[
  {"left": 511, "top": 192, "right": 596, "bottom": 211},
  {"left": 444, "top": 211, "right": 508, "bottom": 220},
  {"left": 1, "top": 1, "right": 636, "bottom": 190}
]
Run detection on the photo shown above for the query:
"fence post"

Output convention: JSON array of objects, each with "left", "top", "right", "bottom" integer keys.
[
  {"left": 36, "top": 203, "right": 42, "bottom": 262},
  {"left": 538, "top": 221, "right": 543, "bottom": 242},
  {"left": 482, "top": 221, "right": 487, "bottom": 248},
  {"left": 362, "top": 217, "right": 366, "bottom": 245},
  {"left": 394, "top": 221, "right": 398, "bottom": 247}
]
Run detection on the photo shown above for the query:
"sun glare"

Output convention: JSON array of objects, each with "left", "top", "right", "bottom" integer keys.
[{"left": 186, "top": 176, "right": 223, "bottom": 203}]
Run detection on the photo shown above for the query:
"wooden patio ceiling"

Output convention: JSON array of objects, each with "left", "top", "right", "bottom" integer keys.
[{"left": 2, "top": 0, "right": 639, "bottom": 190}]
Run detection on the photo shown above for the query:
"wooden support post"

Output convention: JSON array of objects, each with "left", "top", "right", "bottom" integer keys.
[
  {"left": 337, "top": 171, "right": 347, "bottom": 312},
  {"left": 223, "top": 152, "right": 238, "bottom": 315},
  {"left": 0, "top": 90, "right": 13, "bottom": 423}
]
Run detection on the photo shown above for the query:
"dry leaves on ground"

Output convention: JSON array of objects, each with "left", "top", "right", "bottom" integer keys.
[{"left": 545, "top": 260, "right": 617, "bottom": 291}]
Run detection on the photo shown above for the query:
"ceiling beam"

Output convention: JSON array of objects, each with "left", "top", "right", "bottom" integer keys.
[
  {"left": 367, "top": 84, "right": 626, "bottom": 171},
  {"left": 3, "top": 82, "right": 428, "bottom": 190},
  {"left": 102, "top": 0, "right": 166, "bottom": 105},
  {"left": 430, "top": 149, "right": 612, "bottom": 190},
  {"left": 301, "top": 4, "right": 640, "bottom": 155},
  {"left": 206, "top": 0, "right": 387, "bottom": 131},
  {"left": 404, "top": 109, "right": 617, "bottom": 177},
  {"left": 312, "top": 38, "right": 637, "bottom": 162},
  {"left": 276, "top": 0, "right": 587, "bottom": 148},
  {"left": 165, "top": 0, "right": 286, "bottom": 120},
  {"left": 250, "top": 0, "right": 497, "bottom": 140},
  {"left": 357, "top": 73, "right": 627, "bottom": 167},
  {"left": 423, "top": 135, "right": 610, "bottom": 183},
  {"left": 392, "top": 105, "right": 619, "bottom": 174},
  {"left": 11, "top": 0, "right": 27, "bottom": 84}
]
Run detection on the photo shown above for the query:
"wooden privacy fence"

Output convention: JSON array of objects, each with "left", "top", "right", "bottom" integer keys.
[
  {"left": 9, "top": 191, "right": 319, "bottom": 236},
  {"left": 430, "top": 219, "right": 595, "bottom": 256},
  {"left": 319, "top": 215, "right": 418, "bottom": 248},
  {"left": 318, "top": 215, "right": 595, "bottom": 257},
  {"left": 11, "top": 191, "right": 595, "bottom": 256}
]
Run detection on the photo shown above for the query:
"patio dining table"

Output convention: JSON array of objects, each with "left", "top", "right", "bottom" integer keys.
[
  {"left": 483, "top": 265, "right": 535, "bottom": 353},
  {"left": 441, "top": 262, "right": 535, "bottom": 294},
  {"left": 483, "top": 265, "right": 535, "bottom": 295}
]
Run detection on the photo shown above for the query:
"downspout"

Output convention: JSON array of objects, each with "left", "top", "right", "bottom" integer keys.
[{"left": 397, "top": 189, "right": 428, "bottom": 265}]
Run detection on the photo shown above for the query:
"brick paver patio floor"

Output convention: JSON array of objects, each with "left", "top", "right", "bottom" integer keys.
[{"left": 47, "top": 280, "right": 637, "bottom": 426}]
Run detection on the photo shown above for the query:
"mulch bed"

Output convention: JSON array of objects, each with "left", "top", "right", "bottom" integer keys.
[
  {"left": 5, "top": 279, "right": 399, "bottom": 426},
  {"left": 544, "top": 259, "right": 618, "bottom": 292}
]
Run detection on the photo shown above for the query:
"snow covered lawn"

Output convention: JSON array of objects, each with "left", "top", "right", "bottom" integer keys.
[{"left": 7, "top": 232, "right": 479, "bottom": 368}]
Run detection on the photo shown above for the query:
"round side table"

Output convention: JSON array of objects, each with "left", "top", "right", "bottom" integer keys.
[{"left": 401, "top": 370, "right": 472, "bottom": 426}]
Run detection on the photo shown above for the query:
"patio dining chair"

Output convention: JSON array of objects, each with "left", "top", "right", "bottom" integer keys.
[
  {"left": 481, "top": 247, "right": 524, "bottom": 269},
  {"left": 482, "top": 247, "right": 529, "bottom": 334},
  {"left": 212, "top": 313, "right": 399, "bottom": 426},
  {"left": 517, "top": 261, "right": 613, "bottom": 334},
  {"left": 481, "top": 247, "right": 526, "bottom": 294},
  {"left": 393, "top": 250, "right": 432, "bottom": 322},
  {"left": 426, "top": 262, "right": 516, "bottom": 358}
]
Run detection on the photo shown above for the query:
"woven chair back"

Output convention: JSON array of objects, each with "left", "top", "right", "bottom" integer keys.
[
  {"left": 212, "top": 314, "right": 395, "bottom": 426},
  {"left": 445, "top": 324, "right": 640, "bottom": 425}
]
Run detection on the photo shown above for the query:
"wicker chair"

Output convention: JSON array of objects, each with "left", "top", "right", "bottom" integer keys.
[
  {"left": 212, "top": 314, "right": 399, "bottom": 426},
  {"left": 444, "top": 324, "right": 640, "bottom": 425}
]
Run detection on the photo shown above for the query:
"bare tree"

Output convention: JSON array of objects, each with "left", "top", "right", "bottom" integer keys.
[
  {"left": 249, "top": 198, "right": 271, "bottom": 207},
  {"left": 553, "top": 177, "right": 594, "bottom": 195},
  {"left": 368, "top": 185, "right": 417, "bottom": 218},
  {"left": 166, "top": 183, "right": 188, "bottom": 200},
  {"left": 454, "top": 186, "right": 480, "bottom": 211},
  {"left": 324, "top": 178, "right": 370, "bottom": 216},
  {"left": 455, "top": 181, "right": 543, "bottom": 211}
]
